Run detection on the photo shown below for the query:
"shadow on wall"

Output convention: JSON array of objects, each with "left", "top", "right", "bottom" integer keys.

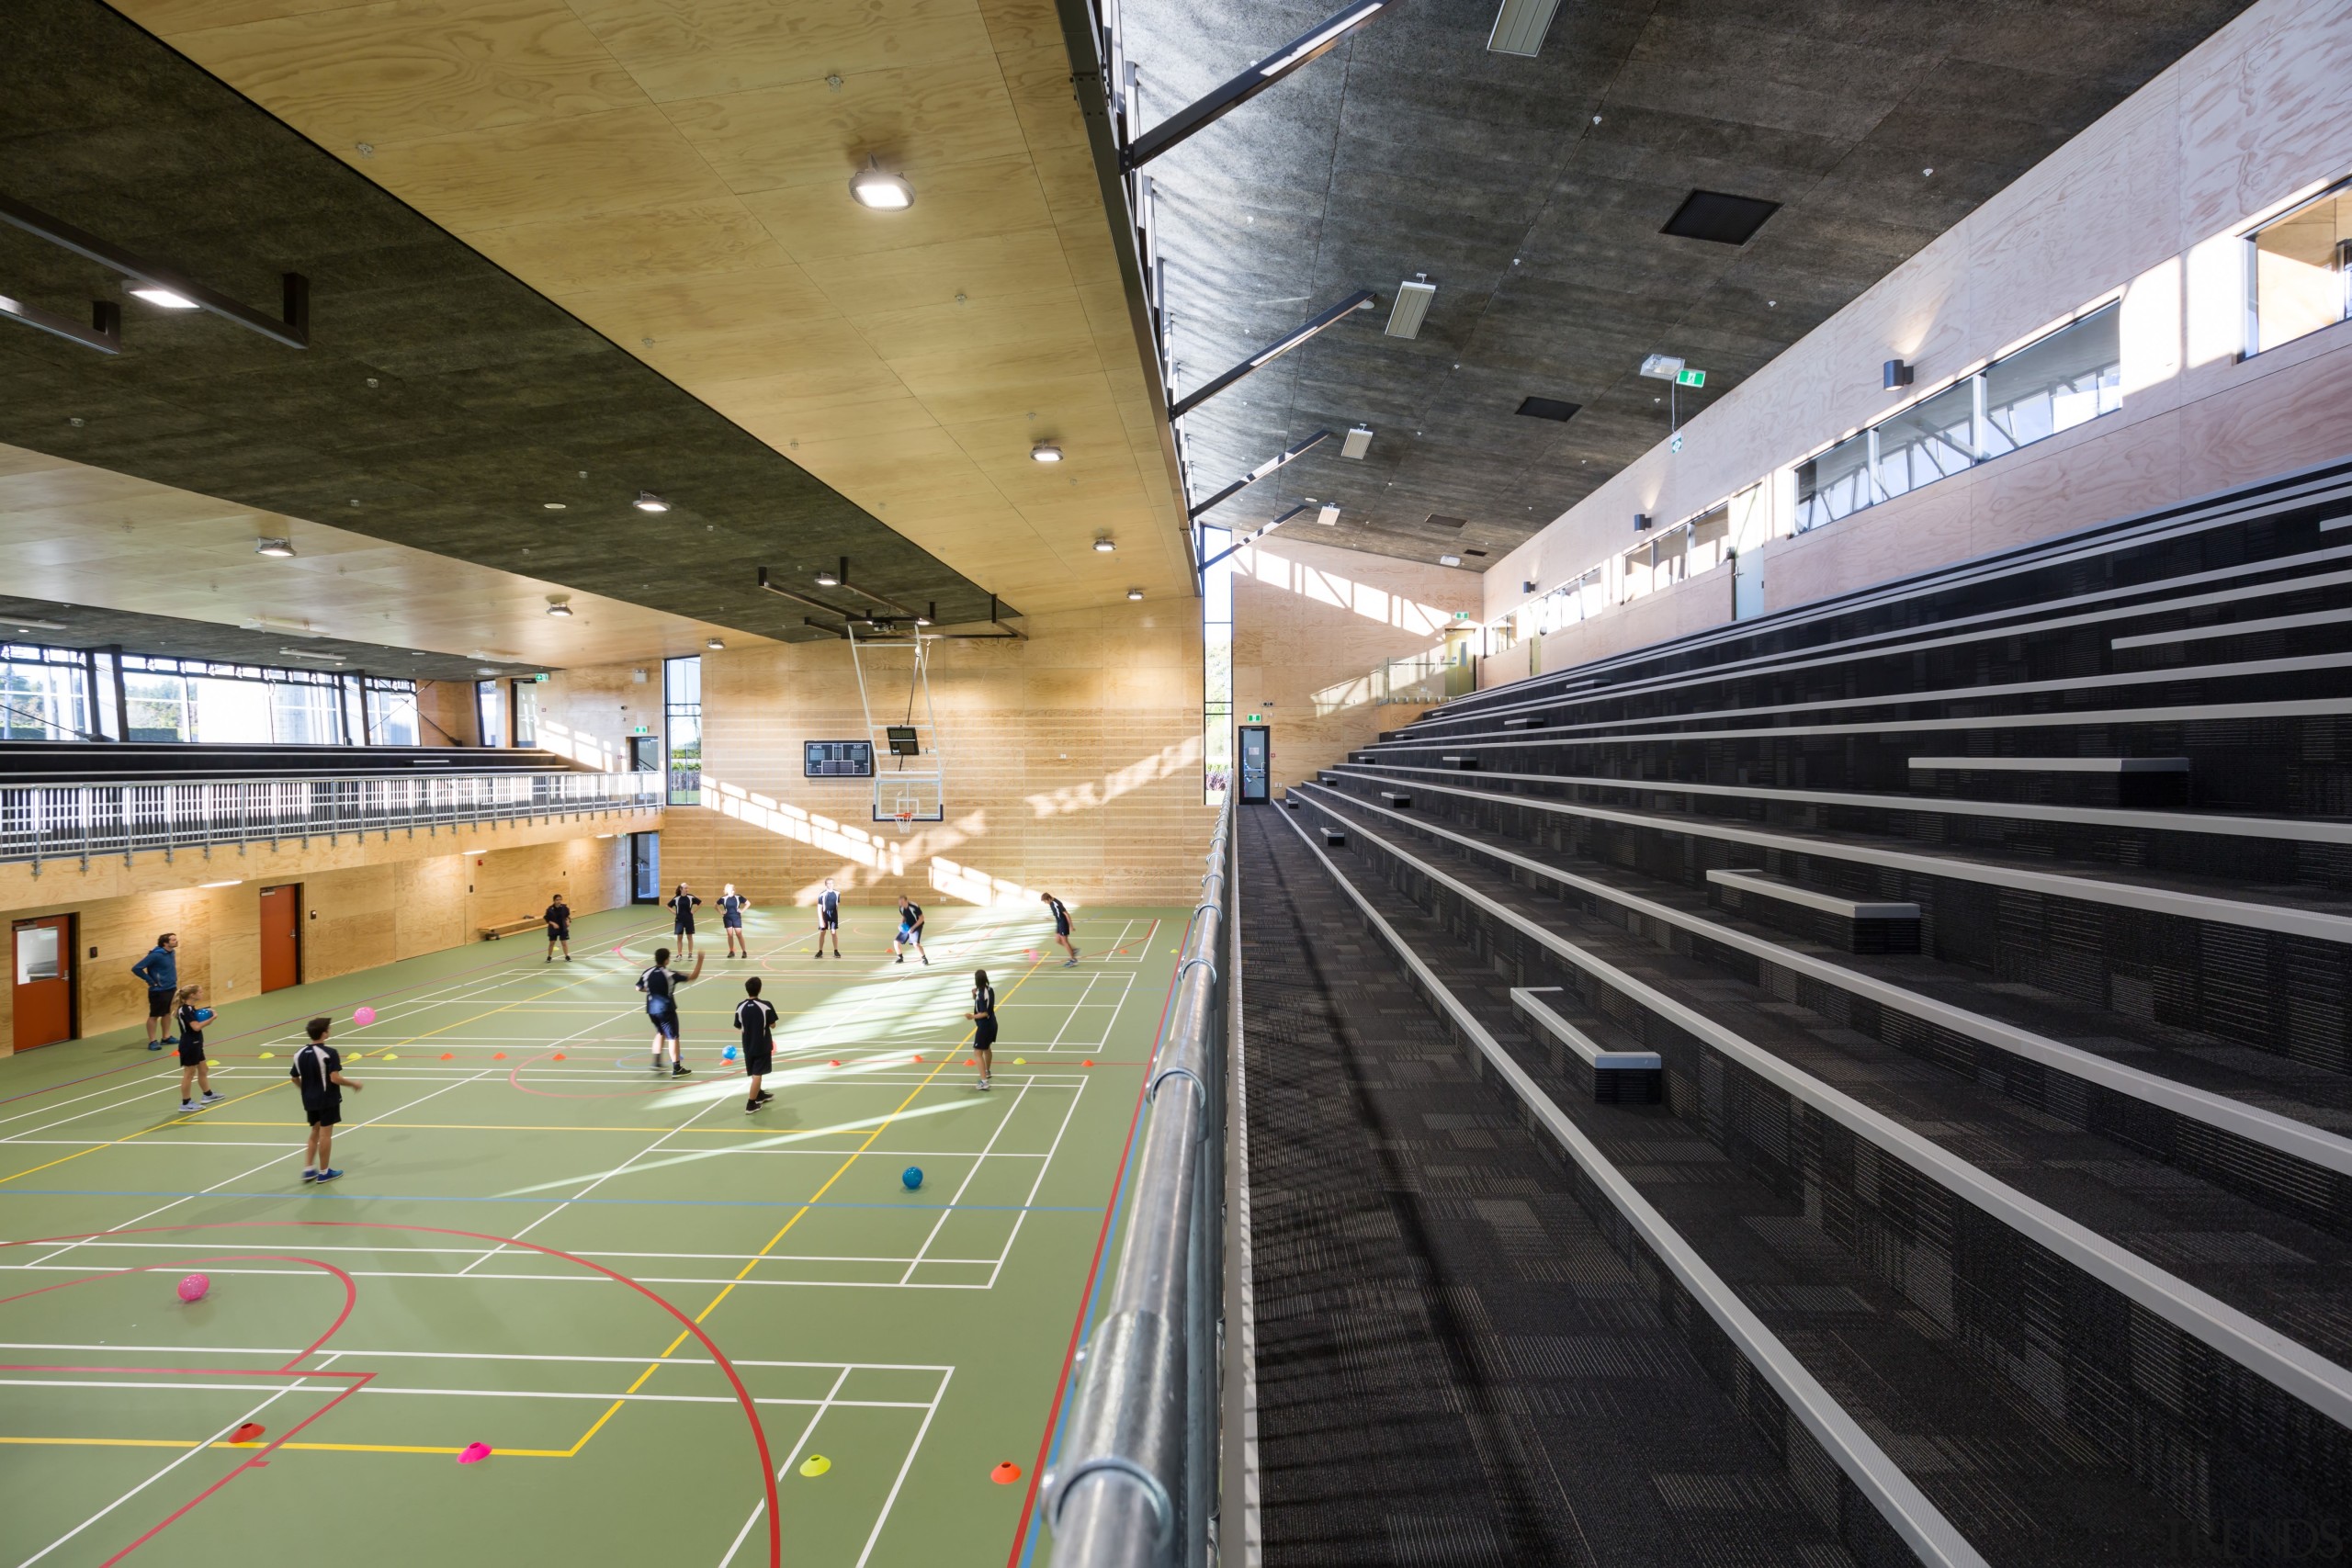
[{"left": 1235, "top": 545, "right": 1457, "bottom": 636}]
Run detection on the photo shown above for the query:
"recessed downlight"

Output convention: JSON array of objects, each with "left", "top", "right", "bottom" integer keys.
[
  {"left": 849, "top": 157, "right": 913, "bottom": 210},
  {"left": 130, "top": 287, "right": 199, "bottom": 310},
  {"left": 1032, "top": 443, "right": 1064, "bottom": 463},
  {"left": 632, "top": 491, "right": 670, "bottom": 513},
  {"left": 254, "top": 536, "right": 295, "bottom": 558}
]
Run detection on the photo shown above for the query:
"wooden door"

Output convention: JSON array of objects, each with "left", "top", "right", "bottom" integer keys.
[
  {"left": 259, "top": 885, "right": 302, "bottom": 993},
  {"left": 12, "top": 916, "right": 75, "bottom": 1052}
]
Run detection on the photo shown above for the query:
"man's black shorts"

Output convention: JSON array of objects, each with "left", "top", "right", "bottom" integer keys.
[
  {"left": 147, "top": 987, "right": 177, "bottom": 1020},
  {"left": 741, "top": 1046, "right": 774, "bottom": 1077},
  {"left": 818, "top": 911, "right": 839, "bottom": 930},
  {"left": 548, "top": 925, "right": 570, "bottom": 942},
  {"left": 302, "top": 1096, "right": 342, "bottom": 1128}
]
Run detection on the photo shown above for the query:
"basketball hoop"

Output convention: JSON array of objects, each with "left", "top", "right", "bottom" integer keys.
[{"left": 893, "top": 807, "right": 916, "bottom": 836}]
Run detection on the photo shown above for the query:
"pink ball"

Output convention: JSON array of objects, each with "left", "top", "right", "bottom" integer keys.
[
  {"left": 352, "top": 1006, "right": 377, "bottom": 1027},
  {"left": 177, "top": 1273, "right": 209, "bottom": 1303}
]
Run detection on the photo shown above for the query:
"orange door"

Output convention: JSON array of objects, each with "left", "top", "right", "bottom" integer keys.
[
  {"left": 12, "top": 916, "right": 75, "bottom": 1052},
  {"left": 260, "top": 885, "right": 302, "bottom": 993}
]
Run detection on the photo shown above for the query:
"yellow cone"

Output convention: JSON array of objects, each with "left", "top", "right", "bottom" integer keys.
[
  {"left": 1014, "top": 1057, "right": 1027, "bottom": 1065},
  {"left": 258, "top": 1051, "right": 276, "bottom": 1060},
  {"left": 799, "top": 1454, "right": 831, "bottom": 1477},
  {"left": 382, "top": 1053, "right": 400, "bottom": 1061}
]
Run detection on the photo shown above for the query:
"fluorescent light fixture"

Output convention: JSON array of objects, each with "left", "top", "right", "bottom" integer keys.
[
  {"left": 1439, "top": 554, "right": 1463, "bottom": 567},
  {"left": 241, "top": 615, "right": 319, "bottom": 637},
  {"left": 1092, "top": 536, "right": 1116, "bottom": 553},
  {"left": 849, "top": 158, "right": 913, "bottom": 210},
  {"left": 1126, "top": 588, "right": 1145, "bottom": 601},
  {"left": 477, "top": 666, "right": 500, "bottom": 676},
  {"left": 199, "top": 879, "right": 243, "bottom": 888},
  {"left": 706, "top": 637, "right": 725, "bottom": 650},
  {"left": 1385, "top": 276, "right": 1435, "bottom": 339},
  {"left": 632, "top": 491, "right": 670, "bottom": 513},
  {"left": 1637, "top": 353, "right": 1685, "bottom": 380},
  {"left": 1340, "top": 424, "right": 1374, "bottom": 458},
  {"left": 1316, "top": 503, "right": 1340, "bottom": 525},
  {"left": 1259, "top": 2, "right": 1385, "bottom": 74},
  {"left": 1032, "top": 443, "right": 1064, "bottom": 463},
  {"left": 8, "top": 617, "right": 66, "bottom": 631},
  {"left": 542, "top": 502, "right": 566, "bottom": 511},
  {"left": 546, "top": 598, "right": 573, "bottom": 617},
  {"left": 254, "top": 536, "right": 296, "bottom": 558},
  {"left": 469, "top": 649, "right": 519, "bottom": 661},
  {"left": 277, "top": 648, "right": 345, "bottom": 661},
  {"left": 1487, "top": 0, "right": 1562, "bottom": 54},
  {"left": 130, "top": 286, "right": 199, "bottom": 310}
]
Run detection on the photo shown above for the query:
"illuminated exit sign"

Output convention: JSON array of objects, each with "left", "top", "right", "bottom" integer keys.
[{"left": 1675, "top": 367, "right": 1706, "bottom": 387}]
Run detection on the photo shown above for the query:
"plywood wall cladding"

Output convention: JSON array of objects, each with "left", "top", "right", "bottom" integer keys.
[
  {"left": 0, "top": 832, "right": 630, "bottom": 1055},
  {"left": 111, "top": 0, "right": 1192, "bottom": 616},
  {"left": 641, "top": 606, "right": 1206, "bottom": 907}
]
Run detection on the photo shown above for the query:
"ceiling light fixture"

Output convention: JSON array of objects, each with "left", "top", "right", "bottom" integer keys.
[
  {"left": 1316, "top": 503, "right": 1340, "bottom": 525},
  {"left": 542, "top": 502, "right": 566, "bottom": 511},
  {"left": 632, "top": 491, "right": 670, "bottom": 513},
  {"left": 277, "top": 648, "right": 346, "bottom": 662},
  {"left": 705, "top": 637, "right": 725, "bottom": 650},
  {"left": 1092, "top": 536, "right": 1116, "bottom": 553},
  {"left": 198, "top": 879, "right": 243, "bottom": 888},
  {"left": 849, "top": 157, "right": 914, "bottom": 210},
  {"left": 1340, "top": 424, "right": 1374, "bottom": 458},
  {"left": 1032, "top": 443, "right": 1064, "bottom": 463},
  {"left": 241, "top": 615, "right": 320, "bottom": 637},
  {"left": 815, "top": 567, "right": 841, "bottom": 588},
  {"left": 1385, "top": 275, "right": 1435, "bottom": 338},
  {"left": 254, "top": 537, "right": 295, "bottom": 558},
  {"left": 546, "top": 598, "right": 573, "bottom": 617},
  {"left": 8, "top": 617, "right": 66, "bottom": 632},
  {"left": 1487, "top": 0, "right": 1562, "bottom": 55},
  {"left": 130, "top": 286, "right": 199, "bottom": 310},
  {"left": 1126, "top": 588, "right": 1145, "bottom": 601},
  {"left": 476, "top": 666, "right": 500, "bottom": 676},
  {"left": 1439, "top": 554, "right": 1463, "bottom": 567},
  {"left": 1637, "top": 354, "right": 1686, "bottom": 381}
]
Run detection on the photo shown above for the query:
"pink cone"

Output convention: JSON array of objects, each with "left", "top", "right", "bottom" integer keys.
[
  {"left": 458, "top": 1442, "right": 492, "bottom": 1464},
  {"left": 176, "top": 1273, "right": 209, "bottom": 1303}
]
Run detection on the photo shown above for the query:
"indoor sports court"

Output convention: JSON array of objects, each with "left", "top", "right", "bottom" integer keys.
[{"left": 0, "top": 905, "right": 1176, "bottom": 1566}]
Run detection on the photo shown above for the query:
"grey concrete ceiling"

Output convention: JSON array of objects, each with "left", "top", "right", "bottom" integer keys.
[
  {"left": 1127, "top": 0, "right": 2252, "bottom": 569},
  {"left": 0, "top": 593, "right": 538, "bottom": 684},
  {"left": 0, "top": 0, "right": 1008, "bottom": 647}
]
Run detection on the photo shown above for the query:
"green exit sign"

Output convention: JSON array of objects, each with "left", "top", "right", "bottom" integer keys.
[
  {"left": 1246, "top": 714, "right": 1263, "bottom": 723},
  {"left": 1675, "top": 367, "right": 1706, "bottom": 387}
]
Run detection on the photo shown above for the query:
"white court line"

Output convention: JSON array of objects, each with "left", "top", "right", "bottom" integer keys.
[
  {"left": 0, "top": 1377, "right": 933, "bottom": 1409},
  {"left": 0, "top": 1267, "right": 997, "bottom": 1290},
  {"left": 855, "top": 1369, "right": 954, "bottom": 1568},
  {"left": 898, "top": 1078, "right": 1035, "bottom": 1283},
  {"left": 3, "top": 1140, "right": 1059, "bottom": 1159},
  {"left": 0, "top": 1341, "right": 951, "bottom": 1372},
  {"left": 985, "top": 1072, "right": 1091, "bottom": 1290},
  {"left": 716, "top": 1366, "right": 854, "bottom": 1568}
]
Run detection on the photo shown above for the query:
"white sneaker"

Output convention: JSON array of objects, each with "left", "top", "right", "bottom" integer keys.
[
  {"left": 178, "top": 1099, "right": 194, "bottom": 1111},
  {"left": 199, "top": 1091, "right": 222, "bottom": 1105}
]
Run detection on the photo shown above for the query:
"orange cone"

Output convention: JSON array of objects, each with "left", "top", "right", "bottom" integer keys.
[
  {"left": 552, "top": 1053, "right": 566, "bottom": 1061},
  {"left": 992, "top": 1461, "right": 1023, "bottom": 1483},
  {"left": 440, "top": 1053, "right": 454, "bottom": 1060},
  {"left": 492, "top": 1053, "right": 507, "bottom": 1060}
]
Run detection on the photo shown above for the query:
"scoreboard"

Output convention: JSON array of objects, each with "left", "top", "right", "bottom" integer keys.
[{"left": 803, "top": 740, "right": 873, "bottom": 777}]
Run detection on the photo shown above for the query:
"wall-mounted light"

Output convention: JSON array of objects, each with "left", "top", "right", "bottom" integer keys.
[
  {"left": 1633, "top": 513, "right": 1652, "bottom": 532},
  {"left": 545, "top": 597, "right": 573, "bottom": 617},
  {"left": 1126, "top": 588, "right": 1145, "bottom": 601},
  {"left": 1091, "top": 536, "right": 1116, "bottom": 553},
  {"left": 633, "top": 491, "right": 670, "bottom": 513},
  {"left": 254, "top": 536, "right": 295, "bottom": 557},
  {"left": 1883, "top": 358, "right": 1914, "bottom": 389},
  {"left": 1521, "top": 579, "right": 1539, "bottom": 592},
  {"left": 1032, "top": 443, "right": 1064, "bottom": 463},
  {"left": 849, "top": 157, "right": 914, "bottom": 210}
]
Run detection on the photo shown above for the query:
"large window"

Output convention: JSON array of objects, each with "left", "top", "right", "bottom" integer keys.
[
  {"left": 1796, "top": 302, "right": 2120, "bottom": 534},
  {"left": 664, "top": 656, "right": 701, "bottom": 805},
  {"left": 1619, "top": 505, "right": 1729, "bottom": 606},
  {"left": 511, "top": 679, "right": 539, "bottom": 747},
  {"left": 475, "top": 680, "right": 506, "bottom": 748},
  {"left": 1202, "top": 525, "right": 1234, "bottom": 803},
  {"left": 2249, "top": 177, "right": 2352, "bottom": 355},
  {"left": 363, "top": 679, "right": 421, "bottom": 746},
  {"left": 0, "top": 646, "right": 95, "bottom": 740},
  {"left": 119, "top": 655, "right": 352, "bottom": 745}
]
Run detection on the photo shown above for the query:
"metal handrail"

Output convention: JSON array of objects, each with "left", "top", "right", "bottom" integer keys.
[
  {"left": 0, "top": 769, "right": 662, "bottom": 872},
  {"left": 1047, "top": 797, "right": 1234, "bottom": 1568}
]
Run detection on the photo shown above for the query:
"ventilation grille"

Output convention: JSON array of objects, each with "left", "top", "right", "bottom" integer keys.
[
  {"left": 1517, "top": 396, "right": 1580, "bottom": 422},
  {"left": 1661, "top": 189, "right": 1781, "bottom": 246}
]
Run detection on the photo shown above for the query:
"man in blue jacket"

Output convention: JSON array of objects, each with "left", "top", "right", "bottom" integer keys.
[{"left": 130, "top": 933, "right": 180, "bottom": 1051}]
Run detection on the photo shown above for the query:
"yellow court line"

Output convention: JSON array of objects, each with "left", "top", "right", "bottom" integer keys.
[{"left": 560, "top": 955, "right": 1048, "bottom": 1459}]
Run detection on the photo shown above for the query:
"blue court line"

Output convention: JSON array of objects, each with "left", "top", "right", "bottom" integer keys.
[{"left": 0, "top": 1187, "right": 1094, "bottom": 1214}]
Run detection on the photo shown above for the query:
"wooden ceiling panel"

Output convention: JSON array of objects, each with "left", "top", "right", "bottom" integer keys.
[{"left": 114, "top": 0, "right": 1192, "bottom": 612}]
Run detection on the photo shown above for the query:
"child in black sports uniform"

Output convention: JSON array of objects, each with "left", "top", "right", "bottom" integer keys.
[
  {"left": 639, "top": 945, "right": 705, "bottom": 1075},
  {"left": 1042, "top": 892, "right": 1079, "bottom": 966},
  {"left": 734, "top": 976, "right": 779, "bottom": 1113},
  {"left": 544, "top": 893, "right": 571, "bottom": 962},
  {"left": 291, "top": 1016, "right": 363, "bottom": 1184},
  {"left": 967, "top": 969, "right": 997, "bottom": 1091},
  {"left": 894, "top": 897, "right": 927, "bottom": 965},
  {"left": 720, "top": 885, "right": 751, "bottom": 958},
  {"left": 175, "top": 986, "right": 221, "bottom": 1112},
  {"left": 813, "top": 878, "right": 842, "bottom": 958},
  {"left": 668, "top": 884, "right": 703, "bottom": 958}
]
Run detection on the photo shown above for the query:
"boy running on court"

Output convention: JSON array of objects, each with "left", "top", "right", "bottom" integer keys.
[
  {"left": 639, "top": 945, "right": 706, "bottom": 1075},
  {"left": 544, "top": 892, "right": 571, "bottom": 962},
  {"left": 721, "top": 884, "right": 752, "bottom": 958},
  {"left": 813, "top": 877, "right": 842, "bottom": 958},
  {"left": 894, "top": 896, "right": 928, "bottom": 965},
  {"left": 1042, "top": 892, "right": 1080, "bottom": 966},
  {"left": 174, "top": 985, "right": 221, "bottom": 1111},
  {"left": 291, "top": 1016, "right": 363, "bottom": 1184},
  {"left": 132, "top": 932, "right": 179, "bottom": 1050},
  {"left": 967, "top": 969, "right": 997, "bottom": 1090},
  {"left": 668, "top": 884, "right": 702, "bottom": 958},
  {"left": 734, "top": 976, "right": 779, "bottom": 1113}
]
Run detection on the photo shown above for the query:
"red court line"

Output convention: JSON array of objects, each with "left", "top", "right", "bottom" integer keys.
[
  {"left": 0, "top": 1220, "right": 782, "bottom": 1568},
  {"left": 1002, "top": 953, "right": 1183, "bottom": 1568},
  {"left": 0, "top": 1254, "right": 357, "bottom": 1371}
]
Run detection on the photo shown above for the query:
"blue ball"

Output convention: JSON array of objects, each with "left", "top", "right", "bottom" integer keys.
[
  {"left": 722, "top": 1045, "right": 739, "bottom": 1061},
  {"left": 900, "top": 1166, "right": 923, "bottom": 1191}
]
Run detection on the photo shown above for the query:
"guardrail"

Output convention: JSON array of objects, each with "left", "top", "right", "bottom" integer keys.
[
  {"left": 1046, "top": 797, "right": 1234, "bottom": 1568},
  {"left": 0, "top": 769, "right": 663, "bottom": 872}
]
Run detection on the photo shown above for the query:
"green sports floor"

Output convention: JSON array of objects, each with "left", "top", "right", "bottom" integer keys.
[{"left": 0, "top": 903, "right": 1180, "bottom": 1568}]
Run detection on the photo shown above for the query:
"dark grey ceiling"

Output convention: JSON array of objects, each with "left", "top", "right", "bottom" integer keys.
[
  {"left": 1128, "top": 0, "right": 2251, "bottom": 568},
  {"left": 0, "top": 593, "right": 536, "bottom": 684},
  {"left": 0, "top": 0, "right": 1008, "bottom": 645}
]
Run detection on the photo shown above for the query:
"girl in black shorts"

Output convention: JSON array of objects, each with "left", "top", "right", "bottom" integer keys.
[
  {"left": 967, "top": 968, "right": 997, "bottom": 1091},
  {"left": 668, "top": 884, "right": 702, "bottom": 958}
]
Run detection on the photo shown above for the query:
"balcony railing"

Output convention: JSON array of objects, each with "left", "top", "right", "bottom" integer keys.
[{"left": 0, "top": 769, "right": 662, "bottom": 872}]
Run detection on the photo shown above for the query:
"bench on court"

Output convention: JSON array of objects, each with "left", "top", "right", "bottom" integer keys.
[{"left": 478, "top": 917, "right": 545, "bottom": 941}]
